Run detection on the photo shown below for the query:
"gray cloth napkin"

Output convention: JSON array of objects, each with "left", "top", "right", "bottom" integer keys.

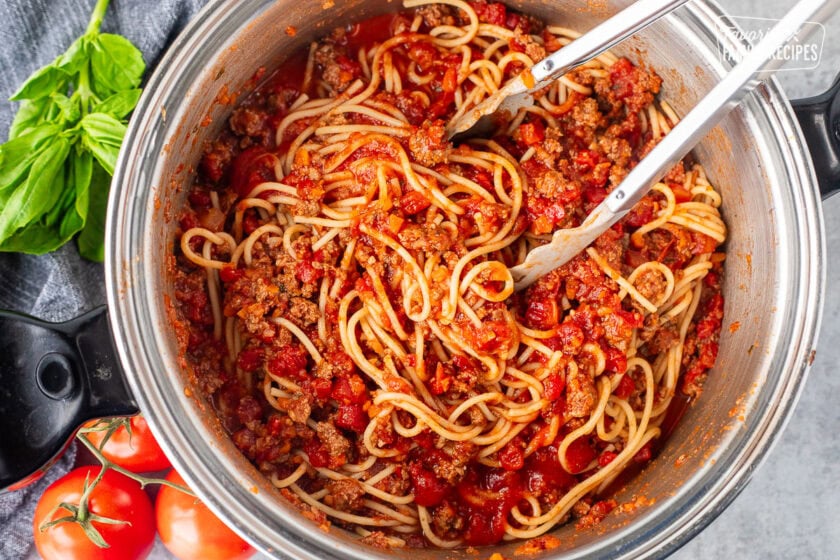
[{"left": 0, "top": 1, "right": 206, "bottom": 557}]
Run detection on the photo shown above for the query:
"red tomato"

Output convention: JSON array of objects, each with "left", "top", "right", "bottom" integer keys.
[
  {"left": 83, "top": 416, "right": 171, "bottom": 473},
  {"left": 33, "top": 466, "right": 155, "bottom": 560},
  {"left": 156, "top": 470, "right": 255, "bottom": 560}
]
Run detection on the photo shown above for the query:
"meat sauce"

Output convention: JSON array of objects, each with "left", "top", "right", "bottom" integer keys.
[{"left": 173, "top": 0, "right": 726, "bottom": 547}]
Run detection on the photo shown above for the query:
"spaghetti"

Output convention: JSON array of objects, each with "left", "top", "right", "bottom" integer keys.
[{"left": 173, "top": 0, "right": 726, "bottom": 549}]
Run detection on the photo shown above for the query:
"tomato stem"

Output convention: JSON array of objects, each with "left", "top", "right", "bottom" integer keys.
[
  {"left": 76, "top": 467, "right": 106, "bottom": 522},
  {"left": 76, "top": 430, "right": 195, "bottom": 496}
]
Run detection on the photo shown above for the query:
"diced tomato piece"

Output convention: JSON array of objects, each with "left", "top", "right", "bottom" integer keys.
[
  {"left": 331, "top": 373, "right": 368, "bottom": 404},
  {"left": 670, "top": 182, "right": 692, "bottom": 203},
  {"left": 564, "top": 438, "right": 597, "bottom": 474},
  {"left": 242, "top": 212, "right": 260, "bottom": 235},
  {"left": 457, "top": 468, "right": 523, "bottom": 546},
  {"left": 188, "top": 189, "right": 212, "bottom": 208},
  {"left": 470, "top": 1, "right": 507, "bottom": 26},
  {"left": 295, "top": 260, "right": 324, "bottom": 284},
  {"left": 691, "top": 232, "right": 718, "bottom": 255},
  {"left": 517, "top": 121, "right": 545, "bottom": 146},
  {"left": 625, "top": 196, "right": 656, "bottom": 228},
  {"left": 469, "top": 319, "right": 513, "bottom": 353},
  {"left": 598, "top": 450, "right": 618, "bottom": 468},
  {"left": 634, "top": 441, "right": 653, "bottom": 463},
  {"left": 236, "top": 348, "right": 263, "bottom": 372},
  {"left": 614, "top": 374, "right": 636, "bottom": 399},
  {"left": 219, "top": 265, "right": 244, "bottom": 283},
  {"left": 398, "top": 190, "right": 432, "bottom": 215},
  {"left": 604, "top": 347, "right": 628, "bottom": 374},
  {"left": 463, "top": 167, "right": 494, "bottom": 191},
  {"left": 609, "top": 58, "right": 638, "bottom": 102},
  {"left": 414, "top": 430, "right": 436, "bottom": 450},
  {"left": 524, "top": 444, "right": 576, "bottom": 496},
  {"left": 542, "top": 373, "right": 566, "bottom": 402},
  {"left": 429, "top": 364, "right": 452, "bottom": 395},
  {"left": 441, "top": 65, "right": 458, "bottom": 93},
  {"left": 303, "top": 439, "right": 330, "bottom": 468},
  {"left": 704, "top": 271, "right": 719, "bottom": 288},
  {"left": 307, "top": 378, "right": 333, "bottom": 400},
  {"left": 574, "top": 149, "right": 601, "bottom": 173},
  {"left": 267, "top": 345, "right": 308, "bottom": 378},
  {"left": 582, "top": 186, "right": 607, "bottom": 204},
  {"left": 426, "top": 89, "right": 455, "bottom": 119},
  {"left": 408, "top": 463, "right": 451, "bottom": 507},
  {"left": 617, "top": 309, "right": 644, "bottom": 329},
  {"left": 499, "top": 440, "right": 525, "bottom": 471},
  {"left": 545, "top": 322, "right": 585, "bottom": 353},
  {"left": 335, "top": 403, "right": 368, "bottom": 432},
  {"left": 525, "top": 298, "right": 558, "bottom": 330},
  {"left": 505, "top": 12, "right": 523, "bottom": 32},
  {"left": 266, "top": 414, "right": 284, "bottom": 437},
  {"left": 406, "top": 41, "right": 437, "bottom": 69}
]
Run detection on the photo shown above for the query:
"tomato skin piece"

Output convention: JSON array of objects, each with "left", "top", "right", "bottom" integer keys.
[
  {"left": 156, "top": 470, "right": 255, "bottom": 560},
  {"left": 33, "top": 466, "right": 155, "bottom": 560},
  {"left": 83, "top": 416, "right": 171, "bottom": 473}
]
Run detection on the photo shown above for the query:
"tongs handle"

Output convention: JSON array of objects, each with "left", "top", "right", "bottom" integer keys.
[
  {"left": 530, "top": 0, "right": 689, "bottom": 90},
  {"left": 604, "top": 0, "right": 836, "bottom": 217}
]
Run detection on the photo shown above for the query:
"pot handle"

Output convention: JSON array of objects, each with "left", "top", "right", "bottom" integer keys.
[
  {"left": 0, "top": 305, "right": 137, "bottom": 492},
  {"left": 791, "top": 72, "right": 840, "bottom": 199}
]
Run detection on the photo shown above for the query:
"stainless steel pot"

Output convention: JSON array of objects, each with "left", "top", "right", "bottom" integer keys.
[{"left": 1, "top": 0, "right": 836, "bottom": 557}]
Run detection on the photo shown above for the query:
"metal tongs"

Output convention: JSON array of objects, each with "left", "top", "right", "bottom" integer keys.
[{"left": 447, "top": 0, "right": 837, "bottom": 290}]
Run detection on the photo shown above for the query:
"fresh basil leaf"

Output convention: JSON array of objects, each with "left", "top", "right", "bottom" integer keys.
[
  {"left": 8, "top": 97, "right": 51, "bottom": 139},
  {"left": 0, "top": 221, "right": 71, "bottom": 254},
  {"left": 60, "top": 206, "right": 86, "bottom": 241},
  {"left": 80, "top": 112, "right": 125, "bottom": 175},
  {"left": 1, "top": 166, "right": 77, "bottom": 254},
  {"left": 9, "top": 65, "right": 68, "bottom": 102},
  {"left": 62, "top": 150, "right": 93, "bottom": 240},
  {"left": 80, "top": 112, "right": 126, "bottom": 143},
  {"left": 89, "top": 33, "right": 145, "bottom": 97},
  {"left": 0, "top": 124, "right": 62, "bottom": 193},
  {"left": 44, "top": 165, "right": 73, "bottom": 227},
  {"left": 51, "top": 92, "right": 81, "bottom": 124},
  {"left": 73, "top": 150, "right": 93, "bottom": 220},
  {"left": 10, "top": 35, "right": 91, "bottom": 102},
  {"left": 43, "top": 152, "right": 90, "bottom": 238},
  {"left": 80, "top": 135, "right": 121, "bottom": 176},
  {"left": 0, "top": 137, "right": 71, "bottom": 243},
  {"left": 77, "top": 161, "right": 110, "bottom": 262},
  {"left": 93, "top": 88, "right": 142, "bottom": 120},
  {"left": 55, "top": 36, "right": 89, "bottom": 75}
]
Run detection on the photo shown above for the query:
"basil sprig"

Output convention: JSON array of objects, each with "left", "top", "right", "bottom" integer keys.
[{"left": 0, "top": 0, "right": 144, "bottom": 261}]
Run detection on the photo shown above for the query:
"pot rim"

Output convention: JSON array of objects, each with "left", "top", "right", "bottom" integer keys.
[{"left": 105, "top": 1, "right": 825, "bottom": 558}]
